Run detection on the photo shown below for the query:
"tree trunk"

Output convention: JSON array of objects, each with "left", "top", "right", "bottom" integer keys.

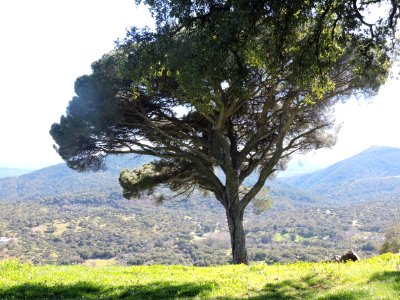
[{"left": 226, "top": 207, "right": 249, "bottom": 265}]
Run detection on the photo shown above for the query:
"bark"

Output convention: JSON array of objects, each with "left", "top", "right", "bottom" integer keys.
[{"left": 226, "top": 206, "right": 249, "bottom": 265}]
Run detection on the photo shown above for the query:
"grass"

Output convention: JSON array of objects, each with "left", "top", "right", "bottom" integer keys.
[
  {"left": 83, "top": 258, "right": 118, "bottom": 267},
  {"left": 0, "top": 253, "right": 399, "bottom": 299},
  {"left": 52, "top": 222, "right": 69, "bottom": 236}
]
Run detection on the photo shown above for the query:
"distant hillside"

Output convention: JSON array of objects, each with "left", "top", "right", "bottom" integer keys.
[
  {"left": 0, "top": 167, "right": 32, "bottom": 179},
  {"left": 285, "top": 146, "right": 400, "bottom": 202},
  {"left": 1, "top": 148, "right": 399, "bottom": 266},
  {"left": 1, "top": 146, "right": 399, "bottom": 204},
  {"left": 0, "top": 155, "right": 151, "bottom": 201},
  {"left": 0, "top": 155, "right": 315, "bottom": 204}
]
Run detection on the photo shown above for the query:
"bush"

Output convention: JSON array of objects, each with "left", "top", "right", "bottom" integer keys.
[{"left": 380, "top": 225, "right": 400, "bottom": 254}]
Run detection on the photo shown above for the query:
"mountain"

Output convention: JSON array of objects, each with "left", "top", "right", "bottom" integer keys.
[
  {"left": 1, "top": 148, "right": 399, "bottom": 266},
  {"left": 0, "top": 155, "right": 151, "bottom": 201},
  {"left": 1, "top": 146, "right": 399, "bottom": 204},
  {"left": 284, "top": 146, "right": 400, "bottom": 202},
  {"left": 0, "top": 155, "right": 316, "bottom": 204},
  {"left": 0, "top": 167, "right": 33, "bottom": 178}
]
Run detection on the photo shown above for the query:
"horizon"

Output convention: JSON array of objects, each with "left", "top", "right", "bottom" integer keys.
[
  {"left": 1, "top": 145, "right": 398, "bottom": 179},
  {"left": 1, "top": 1, "right": 399, "bottom": 170}
]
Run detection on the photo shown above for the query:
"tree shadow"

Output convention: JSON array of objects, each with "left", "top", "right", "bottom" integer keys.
[
  {"left": 0, "top": 281, "right": 214, "bottom": 299},
  {"left": 368, "top": 271, "right": 400, "bottom": 292},
  {"left": 255, "top": 275, "right": 325, "bottom": 299},
  {"left": 315, "top": 290, "right": 370, "bottom": 300},
  {"left": 217, "top": 273, "right": 367, "bottom": 300},
  {"left": 2, "top": 271, "right": 398, "bottom": 299},
  {"left": 316, "top": 271, "right": 400, "bottom": 300},
  {"left": 216, "top": 274, "right": 332, "bottom": 299}
]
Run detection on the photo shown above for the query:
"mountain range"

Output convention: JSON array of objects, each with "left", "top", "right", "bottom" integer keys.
[
  {"left": 285, "top": 146, "right": 400, "bottom": 203},
  {"left": 0, "top": 146, "right": 399, "bottom": 205},
  {"left": 0, "top": 146, "right": 399, "bottom": 265},
  {"left": 0, "top": 167, "right": 32, "bottom": 178}
]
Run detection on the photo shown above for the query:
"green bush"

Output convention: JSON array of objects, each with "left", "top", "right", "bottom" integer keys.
[{"left": 380, "top": 225, "right": 400, "bottom": 254}]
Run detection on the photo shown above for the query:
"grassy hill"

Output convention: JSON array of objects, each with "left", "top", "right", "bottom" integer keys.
[{"left": 0, "top": 253, "right": 399, "bottom": 299}]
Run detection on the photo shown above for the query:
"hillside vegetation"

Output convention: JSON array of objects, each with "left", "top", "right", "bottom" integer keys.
[
  {"left": 0, "top": 253, "right": 399, "bottom": 299},
  {"left": 2, "top": 146, "right": 400, "bottom": 204},
  {"left": 286, "top": 146, "right": 400, "bottom": 202},
  {"left": 1, "top": 147, "right": 400, "bottom": 265}
]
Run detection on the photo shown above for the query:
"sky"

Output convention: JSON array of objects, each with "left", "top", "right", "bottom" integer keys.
[{"left": 0, "top": 1, "right": 399, "bottom": 171}]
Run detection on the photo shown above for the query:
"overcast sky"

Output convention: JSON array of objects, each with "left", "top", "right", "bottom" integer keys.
[{"left": 0, "top": 0, "right": 399, "bottom": 170}]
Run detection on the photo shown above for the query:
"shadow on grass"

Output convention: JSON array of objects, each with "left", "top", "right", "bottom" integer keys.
[
  {"left": 368, "top": 270, "right": 400, "bottom": 292},
  {"left": 317, "top": 271, "right": 400, "bottom": 300},
  {"left": 219, "top": 274, "right": 367, "bottom": 300},
  {"left": 2, "top": 271, "right": 398, "bottom": 299},
  {"left": 0, "top": 281, "right": 214, "bottom": 299},
  {"left": 235, "top": 270, "right": 399, "bottom": 300},
  {"left": 315, "top": 290, "right": 370, "bottom": 300},
  {"left": 217, "top": 274, "right": 332, "bottom": 300}
]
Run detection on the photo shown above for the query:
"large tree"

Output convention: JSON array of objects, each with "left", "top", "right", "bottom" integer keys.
[{"left": 51, "top": 0, "right": 399, "bottom": 264}]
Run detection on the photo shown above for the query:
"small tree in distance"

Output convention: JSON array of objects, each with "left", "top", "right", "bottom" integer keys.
[
  {"left": 51, "top": 0, "right": 399, "bottom": 264},
  {"left": 380, "top": 225, "right": 400, "bottom": 254}
]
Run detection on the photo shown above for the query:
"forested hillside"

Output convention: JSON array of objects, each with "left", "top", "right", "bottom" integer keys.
[
  {"left": 0, "top": 147, "right": 399, "bottom": 266},
  {"left": 285, "top": 146, "right": 400, "bottom": 203},
  {"left": 0, "top": 194, "right": 398, "bottom": 266},
  {"left": 0, "top": 155, "right": 150, "bottom": 201},
  {"left": 0, "top": 155, "right": 317, "bottom": 204}
]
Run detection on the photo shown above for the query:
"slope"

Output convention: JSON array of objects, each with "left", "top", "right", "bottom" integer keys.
[
  {"left": 0, "top": 254, "right": 399, "bottom": 299},
  {"left": 0, "top": 155, "right": 316, "bottom": 204},
  {"left": 0, "top": 155, "right": 151, "bottom": 201},
  {"left": 0, "top": 167, "right": 33, "bottom": 179},
  {"left": 285, "top": 146, "right": 400, "bottom": 202}
]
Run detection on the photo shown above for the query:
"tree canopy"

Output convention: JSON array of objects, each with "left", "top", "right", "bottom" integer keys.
[{"left": 51, "top": 0, "right": 399, "bottom": 264}]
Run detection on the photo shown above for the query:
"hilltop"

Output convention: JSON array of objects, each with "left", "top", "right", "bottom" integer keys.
[
  {"left": 0, "top": 167, "right": 32, "bottom": 179},
  {"left": 2, "top": 146, "right": 400, "bottom": 204},
  {"left": 0, "top": 155, "right": 150, "bottom": 201},
  {"left": 284, "top": 146, "right": 400, "bottom": 203}
]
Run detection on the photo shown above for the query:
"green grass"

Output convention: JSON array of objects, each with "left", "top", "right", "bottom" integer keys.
[{"left": 0, "top": 253, "right": 399, "bottom": 299}]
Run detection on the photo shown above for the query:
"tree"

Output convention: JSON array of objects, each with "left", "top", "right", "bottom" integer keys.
[
  {"left": 51, "top": 0, "right": 399, "bottom": 264},
  {"left": 380, "top": 225, "right": 400, "bottom": 254}
]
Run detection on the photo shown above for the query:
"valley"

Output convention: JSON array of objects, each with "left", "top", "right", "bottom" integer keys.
[{"left": 0, "top": 146, "right": 399, "bottom": 266}]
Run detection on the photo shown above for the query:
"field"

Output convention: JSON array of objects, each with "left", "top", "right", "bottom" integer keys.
[{"left": 0, "top": 253, "right": 399, "bottom": 299}]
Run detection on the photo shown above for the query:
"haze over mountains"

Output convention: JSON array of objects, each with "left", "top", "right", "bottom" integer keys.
[
  {"left": 285, "top": 146, "right": 400, "bottom": 203},
  {"left": 0, "top": 167, "right": 32, "bottom": 178},
  {"left": 0, "top": 146, "right": 399, "bottom": 205}
]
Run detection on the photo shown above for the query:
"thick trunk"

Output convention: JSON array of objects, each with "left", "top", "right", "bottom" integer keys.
[{"left": 226, "top": 207, "right": 249, "bottom": 265}]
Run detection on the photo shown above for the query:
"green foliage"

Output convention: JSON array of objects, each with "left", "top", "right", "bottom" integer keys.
[
  {"left": 50, "top": 0, "right": 399, "bottom": 264},
  {"left": 0, "top": 254, "right": 399, "bottom": 299},
  {"left": 380, "top": 225, "right": 400, "bottom": 254},
  {"left": 1, "top": 150, "right": 399, "bottom": 266},
  {"left": 0, "top": 190, "right": 398, "bottom": 266},
  {"left": 119, "top": 159, "right": 200, "bottom": 199},
  {"left": 251, "top": 189, "right": 273, "bottom": 215}
]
